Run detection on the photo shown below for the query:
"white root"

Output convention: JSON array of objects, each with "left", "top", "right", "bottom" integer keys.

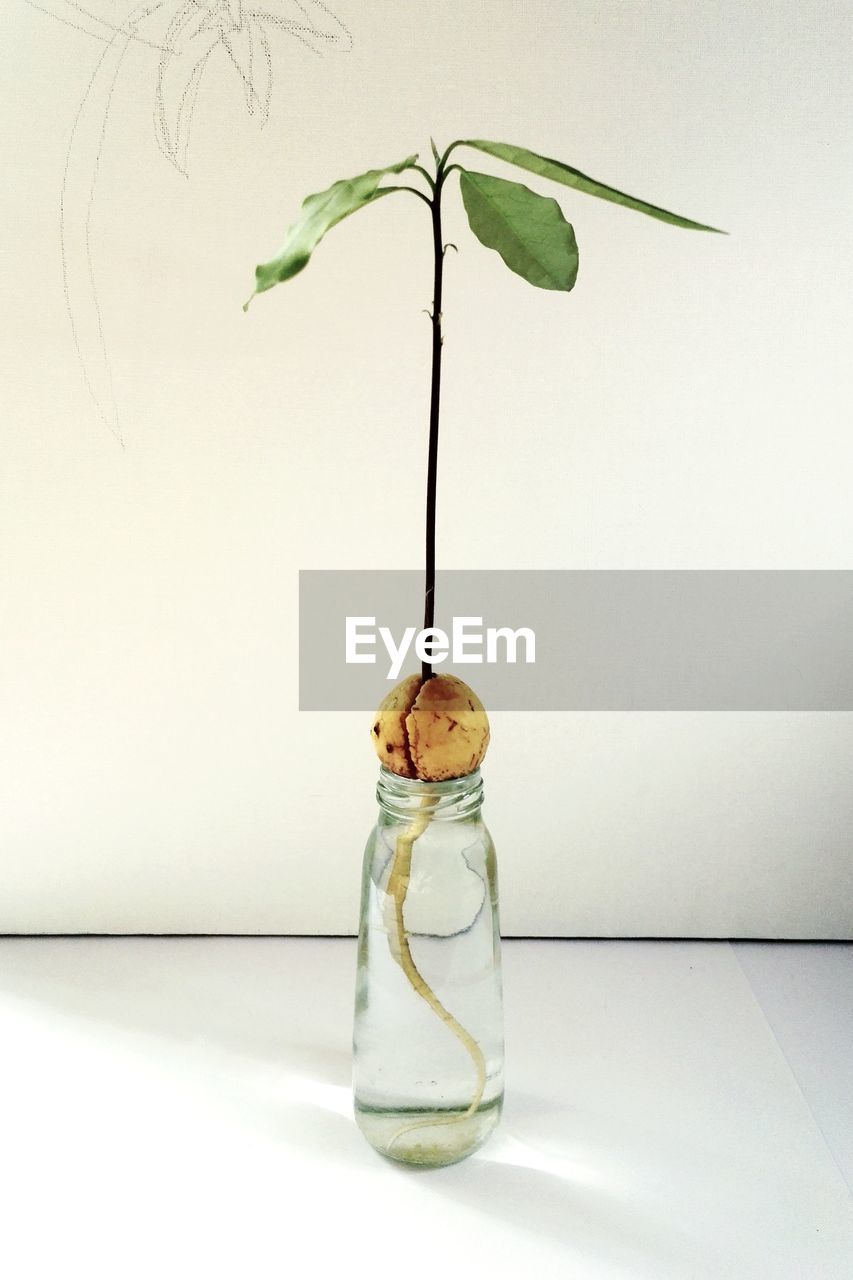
[{"left": 382, "top": 796, "right": 487, "bottom": 1157}]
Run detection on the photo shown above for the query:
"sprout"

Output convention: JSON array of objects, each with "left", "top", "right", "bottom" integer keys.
[{"left": 246, "top": 135, "right": 722, "bottom": 1155}]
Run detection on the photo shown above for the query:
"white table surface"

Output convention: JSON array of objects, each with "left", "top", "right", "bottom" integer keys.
[{"left": 1, "top": 937, "right": 851, "bottom": 1279}]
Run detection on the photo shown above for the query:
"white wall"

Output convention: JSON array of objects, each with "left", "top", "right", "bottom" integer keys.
[{"left": 1, "top": 0, "right": 851, "bottom": 935}]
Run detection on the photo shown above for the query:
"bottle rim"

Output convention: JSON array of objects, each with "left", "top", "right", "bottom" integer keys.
[{"left": 376, "top": 766, "right": 484, "bottom": 820}]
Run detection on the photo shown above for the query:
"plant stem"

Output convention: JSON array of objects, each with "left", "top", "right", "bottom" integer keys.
[
  {"left": 408, "top": 163, "right": 437, "bottom": 192},
  {"left": 422, "top": 165, "right": 446, "bottom": 681},
  {"left": 382, "top": 150, "right": 489, "bottom": 1159}
]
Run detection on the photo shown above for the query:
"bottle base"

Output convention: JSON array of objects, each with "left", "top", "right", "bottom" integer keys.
[{"left": 354, "top": 1095, "right": 502, "bottom": 1168}]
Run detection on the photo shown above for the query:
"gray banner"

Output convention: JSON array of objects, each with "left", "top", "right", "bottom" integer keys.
[{"left": 299, "top": 571, "right": 853, "bottom": 711}]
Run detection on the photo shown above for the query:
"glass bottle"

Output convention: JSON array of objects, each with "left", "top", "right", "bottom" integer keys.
[{"left": 352, "top": 766, "right": 504, "bottom": 1167}]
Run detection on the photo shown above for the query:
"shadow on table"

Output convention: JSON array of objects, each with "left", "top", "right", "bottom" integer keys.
[
  {"left": 429, "top": 1094, "right": 700, "bottom": 1277},
  {"left": 0, "top": 936, "right": 353, "bottom": 1083},
  {"left": 428, "top": 1153, "right": 692, "bottom": 1277},
  {"left": 418, "top": 1090, "right": 850, "bottom": 1279}
]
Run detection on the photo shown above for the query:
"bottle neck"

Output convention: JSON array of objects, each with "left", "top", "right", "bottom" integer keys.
[{"left": 376, "top": 767, "right": 484, "bottom": 823}]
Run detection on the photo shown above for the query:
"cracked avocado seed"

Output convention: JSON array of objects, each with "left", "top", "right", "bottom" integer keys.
[{"left": 370, "top": 674, "right": 490, "bottom": 781}]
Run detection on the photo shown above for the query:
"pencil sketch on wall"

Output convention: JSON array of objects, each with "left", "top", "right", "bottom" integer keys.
[{"left": 24, "top": 1, "right": 353, "bottom": 443}]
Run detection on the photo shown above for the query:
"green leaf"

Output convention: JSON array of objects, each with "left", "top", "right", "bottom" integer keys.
[
  {"left": 459, "top": 169, "right": 579, "bottom": 292},
  {"left": 245, "top": 154, "right": 418, "bottom": 309},
  {"left": 457, "top": 140, "right": 724, "bottom": 233}
]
